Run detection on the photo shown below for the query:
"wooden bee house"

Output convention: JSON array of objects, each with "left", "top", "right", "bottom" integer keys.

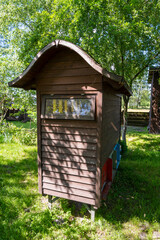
[{"left": 9, "top": 40, "right": 131, "bottom": 210}]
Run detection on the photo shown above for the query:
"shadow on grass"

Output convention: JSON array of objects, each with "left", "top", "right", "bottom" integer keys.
[{"left": 97, "top": 135, "right": 160, "bottom": 227}]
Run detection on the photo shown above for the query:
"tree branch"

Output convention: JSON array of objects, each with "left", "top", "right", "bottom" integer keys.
[{"left": 130, "top": 51, "right": 160, "bottom": 83}]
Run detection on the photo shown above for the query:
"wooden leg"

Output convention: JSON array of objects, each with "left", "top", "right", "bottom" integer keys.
[
  {"left": 48, "top": 196, "right": 59, "bottom": 210},
  {"left": 48, "top": 195, "right": 52, "bottom": 209},
  {"left": 83, "top": 204, "right": 96, "bottom": 221},
  {"left": 91, "top": 207, "right": 95, "bottom": 222}
]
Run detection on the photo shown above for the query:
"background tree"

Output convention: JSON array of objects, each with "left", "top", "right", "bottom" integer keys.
[
  {"left": 0, "top": 35, "right": 36, "bottom": 123},
  {"left": 129, "top": 76, "right": 151, "bottom": 109},
  {"left": 0, "top": 0, "right": 160, "bottom": 141}
]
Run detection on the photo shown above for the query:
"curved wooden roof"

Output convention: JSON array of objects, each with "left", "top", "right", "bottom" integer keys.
[{"left": 8, "top": 39, "right": 132, "bottom": 95}]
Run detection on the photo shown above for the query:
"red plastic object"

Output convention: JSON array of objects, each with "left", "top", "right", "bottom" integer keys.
[
  {"left": 106, "top": 158, "right": 113, "bottom": 182},
  {"left": 101, "top": 161, "right": 107, "bottom": 187},
  {"left": 101, "top": 158, "right": 113, "bottom": 187},
  {"left": 101, "top": 158, "right": 113, "bottom": 200}
]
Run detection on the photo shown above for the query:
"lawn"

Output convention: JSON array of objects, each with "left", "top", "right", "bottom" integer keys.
[
  {"left": 0, "top": 128, "right": 160, "bottom": 240},
  {"left": 9, "top": 120, "right": 37, "bottom": 129}
]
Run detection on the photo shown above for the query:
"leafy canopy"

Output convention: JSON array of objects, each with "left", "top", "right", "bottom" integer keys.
[{"left": 0, "top": 0, "right": 160, "bottom": 114}]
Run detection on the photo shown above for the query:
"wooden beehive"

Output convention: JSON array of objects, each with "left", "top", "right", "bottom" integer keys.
[{"left": 9, "top": 40, "right": 131, "bottom": 209}]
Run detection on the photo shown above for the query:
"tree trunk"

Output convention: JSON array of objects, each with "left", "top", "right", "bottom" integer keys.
[{"left": 122, "top": 95, "right": 130, "bottom": 143}]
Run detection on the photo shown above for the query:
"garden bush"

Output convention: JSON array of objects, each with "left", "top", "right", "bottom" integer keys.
[{"left": 0, "top": 120, "right": 37, "bottom": 145}]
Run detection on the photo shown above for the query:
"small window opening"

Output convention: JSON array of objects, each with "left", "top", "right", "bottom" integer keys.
[{"left": 41, "top": 95, "right": 95, "bottom": 120}]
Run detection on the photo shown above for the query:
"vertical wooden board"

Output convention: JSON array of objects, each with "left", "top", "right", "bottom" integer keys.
[
  {"left": 101, "top": 83, "right": 121, "bottom": 169},
  {"left": 95, "top": 91, "right": 102, "bottom": 208},
  {"left": 149, "top": 71, "right": 160, "bottom": 133},
  {"left": 37, "top": 91, "right": 42, "bottom": 194}
]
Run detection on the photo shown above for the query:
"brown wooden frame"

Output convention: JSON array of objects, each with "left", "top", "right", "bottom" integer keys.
[{"left": 41, "top": 94, "right": 96, "bottom": 120}]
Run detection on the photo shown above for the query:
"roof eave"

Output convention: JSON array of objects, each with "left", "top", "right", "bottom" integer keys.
[{"left": 8, "top": 39, "right": 132, "bottom": 96}]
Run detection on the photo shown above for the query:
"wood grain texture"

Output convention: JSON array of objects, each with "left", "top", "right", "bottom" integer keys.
[
  {"left": 41, "top": 126, "right": 97, "bottom": 136},
  {"left": 94, "top": 91, "right": 102, "bottom": 208},
  {"left": 37, "top": 67, "right": 98, "bottom": 78},
  {"left": 41, "top": 119, "right": 97, "bottom": 128},
  {"left": 37, "top": 75, "right": 101, "bottom": 85},
  {"left": 37, "top": 84, "right": 102, "bottom": 92},
  {"left": 43, "top": 176, "right": 95, "bottom": 190},
  {"left": 37, "top": 91, "right": 42, "bottom": 194},
  {"left": 42, "top": 132, "right": 97, "bottom": 143},
  {"left": 149, "top": 71, "right": 160, "bottom": 133},
  {"left": 42, "top": 171, "right": 96, "bottom": 184},
  {"left": 43, "top": 182, "right": 95, "bottom": 199},
  {"left": 36, "top": 47, "right": 101, "bottom": 207},
  {"left": 42, "top": 159, "right": 96, "bottom": 171},
  {"left": 101, "top": 83, "right": 121, "bottom": 168},
  {"left": 42, "top": 152, "right": 96, "bottom": 164},
  {"left": 43, "top": 189, "right": 95, "bottom": 205},
  {"left": 42, "top": 139, "right": 96, "bottom": 150},
  {"left": 38, "top": 90, "right": 99, "bottom": 95},
  {"left": 42, "top": 165, "right": 96, "bottom": 178},
  {"left": 42, "top": 146, "right": 96, "bottom": 157}
]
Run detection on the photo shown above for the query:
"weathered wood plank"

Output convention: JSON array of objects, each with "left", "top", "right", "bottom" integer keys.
[
  {"left": 42, "top": 132, "right": 97, "bottom": 143},
  {"left": 37, "top": 83, "right": 102, "bottom": 92},
  {"left": 42, "top": 145, "right": 97, "bottom": 158},
  {"left": 43, "top": 183, "right": 95, "bottom": 199},
  {"left": 41, "top": 60, "right": 90, "bottom": 70},
  {"left": 41, "top": 139, "right": 97, "bottom": 150},
  {"left": 42, "top": 165, "right": 96, "bottom": 178},
  {"left": 101, "top": 86, "right": 121, "bottom": 169},
  {"left": 43, "top": 189, "right": 95, "bottom": 205},
  {"left": 41, "top": 126, "right": 97, "bottom": 136},
  {"left": 37, "top": 75, "right": 101, "bottom": 85},
  {"left": 42, "top": 158, "right": 96, "bottom": 171},
  {"left": 42, "top": 152, "right": 96, "bottom": 164},
  {"left": 45, "top": 48, "right": 82, "bottom": 62},
  {"left": 42, "top": 176, "right": 95, "bottom": 190},
  {"left": 38, "top": 90, "right": 99, "bottom": 95},
  {"left": 41, "top": 119, "right": 97, "bottom": 129},
  {"left": 37, "top": 91, "right": 42, "bottom": 194},
  {"left": 43, "top": 170, "right": 96, "bottom": 184},
  {"left": 38, "top": 67, "right": 98, "bottom": 78},
  {"left": 94, "top": 91, "right": 102, "bottom": 208}
]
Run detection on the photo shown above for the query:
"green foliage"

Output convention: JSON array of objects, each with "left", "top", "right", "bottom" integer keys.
[
  {"left": 1, "top": 0, "right": 160, "bottom": 82},
  {"left": 1, "top": 0, "right": 160, "bottom": 142},
  {"left": 0, "top": 121, "right": 37, "bottom": 145},
  {"left": 119, "top": 140, "right": 128, "bottom": 155},
  {"left": 0, "top": 129, "right": 160, "bottom": 239},
  {"left": 129, "top": 76, "right": 151, "bottom": 109},
  {"left": 1, "top": 0, "right": 159, "bottom": 142},
  {"left": 0, "top": 35, "right": 37, "bottom": 123}
]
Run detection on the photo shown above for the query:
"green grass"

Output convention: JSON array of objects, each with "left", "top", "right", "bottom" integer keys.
[
  {"left": 0, "top": 121, "right": 37, "bottom": 145},
  {"left": 0, "top": 130, "right": 160, "bottom": 239},
  {"left": 7, "top": 120, "right": 37, "bottom": 129}
]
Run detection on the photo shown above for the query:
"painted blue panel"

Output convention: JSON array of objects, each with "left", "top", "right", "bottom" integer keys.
[{"left": 114, "top": 143, "right": 121, "bottom": 169}]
